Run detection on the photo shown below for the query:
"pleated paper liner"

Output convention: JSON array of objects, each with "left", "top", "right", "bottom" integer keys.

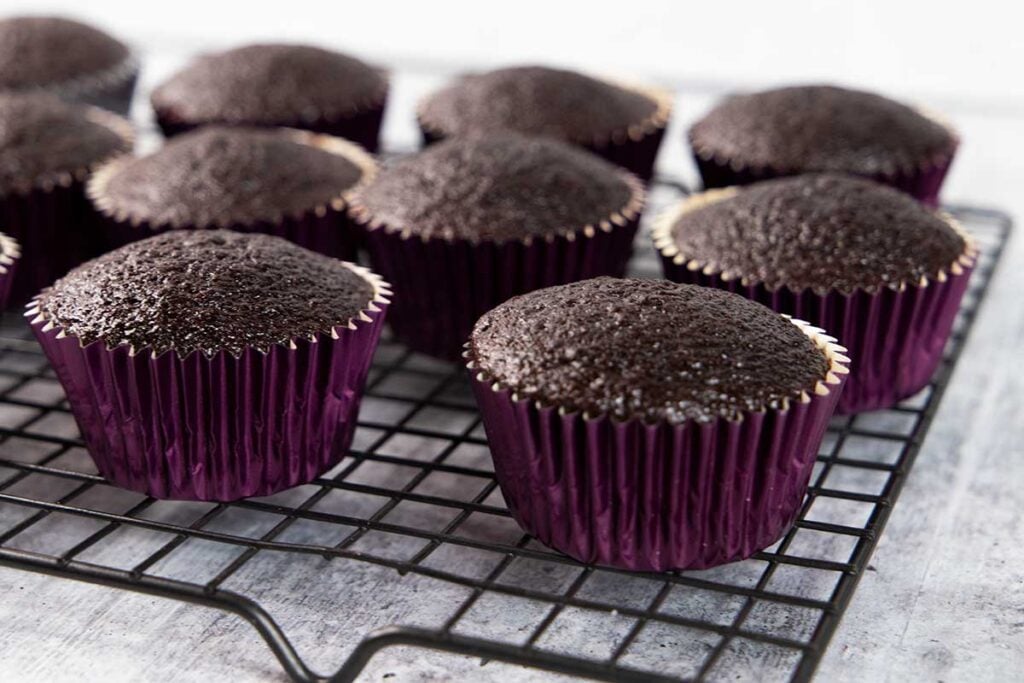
[
  {"left": 689, "top": 108, "right": 958, "bottom": 206},
  {"left": 0, "top": 232, "right": 21, "bottom": 309},
  {"left": 0, "top": 107, "right": 134, "bottom": 308},
  {"left": 154, "top": 79, "right": 389, "bottom": 153},
  {"left": 466, "top": 318, "right": 849, "bottom": 572},
  {"left": 87, "top": 128, "right": 378, "bottom": 259},
  {"left": 653, "top": 188, "right": 977, "bottom": 414},
  {"left": 27, "top": 264, "right": 390, "bottom": 502},
  {"left": 417, "top": 81, "right": 672, "bottom": 182},
  {"left": 347, "top": 173, "right": 647, "bottom": 361},
  {"left": 29, "top": 52, "right": 139, "bottom": 116}
]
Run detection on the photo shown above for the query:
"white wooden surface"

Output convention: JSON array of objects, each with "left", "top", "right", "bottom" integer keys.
[{"left": 0, "top": 16, "right": 1022, "bottom": 682}]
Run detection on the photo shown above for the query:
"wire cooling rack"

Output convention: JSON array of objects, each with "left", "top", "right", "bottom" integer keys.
[{"left": 0, "top": 177, "right": 1010, "bottom": 682}]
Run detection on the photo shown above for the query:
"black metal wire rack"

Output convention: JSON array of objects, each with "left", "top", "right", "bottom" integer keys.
[{"left": 0, "top": 176, "right": 1010, "bottom": 682}]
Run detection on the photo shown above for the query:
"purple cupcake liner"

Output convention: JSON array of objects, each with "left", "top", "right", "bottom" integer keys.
[
  {"left": 467, "top": 319, "right": 849, "bottom": 571},
  {"left": 0, "top": 233, "right": 20, "bottom": 309},
  {"left": 350, "top": 178, "right": 645, "bottom": 360},
  {"left": 0, "top": 109, "right": 134, "bottom": 307},
  {"left": 27, "top": 265, "right": 390, "bottom": 502},
  {"left": 654, "top": 195, "right": 976, "bottom": 413},
  {"left": 88, "top": 129, "right": 378, "bottom": 259},
  {"left": 155, "top": 96, "right": 387, "bottom": 153},
  {"left": 418, "top": 83, "right": 672, "bottom": 182},
  {"left": 692, "top": 152, "right": 955, "bottom": 207}
]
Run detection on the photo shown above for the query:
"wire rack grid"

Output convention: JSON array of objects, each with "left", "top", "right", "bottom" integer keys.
[{"left": 0, "top": 176, "right": 1011, "bottom": 682}]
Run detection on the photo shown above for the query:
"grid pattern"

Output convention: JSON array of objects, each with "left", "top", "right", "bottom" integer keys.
[{"left": 0, "top": 181, "right": 1010, "bottom": 682}]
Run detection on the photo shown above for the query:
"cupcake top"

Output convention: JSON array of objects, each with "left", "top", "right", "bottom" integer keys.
[
  {"left": 351, "top": 133, "right": 642, "bottom": 241},
  {"left": 469, "top": 278, "right": 833, "bottom": 423},
  {"left": 689, "top": 85, "right": 957, "bottom": 175},
  {"left": 0, "top": 231, "right": 20, "bottom": 274},
  {"left": 150, "top": 43, "right": 387, "bottom": 125},
  {"left": 656, "top": 174, "right": 969, "bottom": 294},
  {"left": 34, "top": 230, "right": 379, "bottom": 356},
  {"left": 0, "top": 92, "right": 131, "bottom": 196},
  {"left": 0, "top": 16, "right": 129, "bottom": 89},
  {"left": 91, "top": 126, "right": 374, "bottom": 228},
  {"left": 418, "top": 66, "right": 665, "bottom": 144}
]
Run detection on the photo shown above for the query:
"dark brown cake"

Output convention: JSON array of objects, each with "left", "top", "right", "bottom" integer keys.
[
  {"left": 661, "top": 174, "right": 966, "bottom": 293},
  {"left": 0, "top": 16, "right": 129, "bottom": 89},
  {"left": 689, "top": 85, "right": 956, "bottom": 176},
  {"left": 151, "top": 44, "right": 387, "bottom": 126},
  {"left": 353, "top": 133, "right": 637, "bottom": 241},
  {"left": 94, "top": 126, "right": 366, "bottom": 227},
  {"left": 0, "top": 92, "right": 129, "bottom": 195},
  {"left": 469, "top": 277, "right": 828, "bottom": 423},
  {"left": 418, "top": 66, "right": 659, "bottom": 143},
  {"left": 36, "top": 230, "right": 375, "bottom": 356}
]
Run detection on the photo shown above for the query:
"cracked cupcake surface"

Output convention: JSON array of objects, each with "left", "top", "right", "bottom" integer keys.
[
  {"left": 469, "top": 277, "right": 829, "bottom": 423},
  {"left": 662, "top": 174, "right": 966, "bottom": 294},
  {"left": 35, "top": 230, "right": 374, "bottom": 356}
]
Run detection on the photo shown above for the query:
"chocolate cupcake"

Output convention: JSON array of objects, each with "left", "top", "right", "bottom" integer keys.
[
  {"left": 466, "top": 278, "right": 848, "bottom": 571},
  {"left": 417, "top": 66, "right": 671, "bottom": 180},
  {"left": 689, "top": 85, "right": 958, "bottom": 205},
  {"left": 28, "top": 230, "right": 389, "bottom": 501},
  {"left": 653, "top": 174, "right": 975, "bottom": 413},
  {"left": 348, "top": 132, "right": 645, "bottom": 359},
  {"left": 0, "top": 92, "right": 133, "bottom": 305},
  {"left": 0, "top": 16, "right": 137, "bottom": 115},
  {"left": 88, "top": 125, "right": 376, "bottom": 259},
  {"left": 151, "top": 44, "right": 388, "bottom": 151},
  {"left": 0, "top": 232, "right": 20, "bottom": 309}
]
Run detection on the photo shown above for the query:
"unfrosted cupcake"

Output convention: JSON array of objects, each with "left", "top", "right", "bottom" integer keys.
[
  {"left": 88, "top": 126, "right": 376, "bottom": 259},
  {"left": 0, "top": 16, "right": 137, "bottom": 114},
  {"left": 689, "top": 85, "right": 958, "bottom": 205},
  {"left": 0, "top": 232, "right": 20, "bottom": 309},
  {"left": 348, "top": 132, "right": 645, "bottom": 359},
  {"left": 151, "top": 44, "right": 388, "bottom": 151},
  {"left": 653, "top": 174, "right": 975, "bottom": 413},
  {"left": 29, "top": 230, "right": 389, "bottom": 501},
  {"left": 467, "top": 277, "right": 848, "bottom": 571},
  {"left": 417, "top": 66, "right": 671, "bottom": 180},
  {"left": 0, "top": 92, "right": 133, "bottom": 305}
]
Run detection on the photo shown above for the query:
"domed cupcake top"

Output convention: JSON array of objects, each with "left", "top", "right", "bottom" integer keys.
[
  {"left": 351, "top": 133, "right": 643, "bottom": 241},
  {"left": 0, "top": 92, "right": 131, "bottom": 195},
  {"left": 418, "top": 66, "right": 665, "bottom": 144},
  {"left": 0, "top": 16, "right": 129, "bottom": 89},
  {"left": 150, "top": 44, "right": 387, "bottom": 125},
  {"left": 91, "top": 126, "right": 375, "bottom": 228},
  {"left": 33, "top": 230, "right": 381, "bottom": 357},
  {"left": 469, "top": 277, "right": 835, "bottom": 423},
  {"left": 655, "top": 174, "right": 970, "bottom": 294},
  {"left": 689, "top": 85, "right": 956, "bottom": 175}
]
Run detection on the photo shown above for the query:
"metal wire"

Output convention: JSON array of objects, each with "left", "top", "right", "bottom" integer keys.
[{"left": 0, "top": 185, "right": 1011, "bottom": 682}]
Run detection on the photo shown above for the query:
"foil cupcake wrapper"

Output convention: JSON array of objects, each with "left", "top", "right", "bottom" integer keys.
[
  {"left": 692, "top": 152, "right": 955, "bottom": 207},
  {"left": 155, "top": 96, "right": 388, "bottom": 153},
  {"left": 1, "top": 181, "right": 107, "bottom": 307},
  {"left": 362, "top": 219, "right": 640, "bottom": 360},
  {"left": 467, "top": 321, "right": 848, "bottom": 571},
  {"left": 28, "top": 287, "right": 389, "bottom": 502},
  {"left": 0, "top": 233, "right": 20, "bottom": 310}
]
